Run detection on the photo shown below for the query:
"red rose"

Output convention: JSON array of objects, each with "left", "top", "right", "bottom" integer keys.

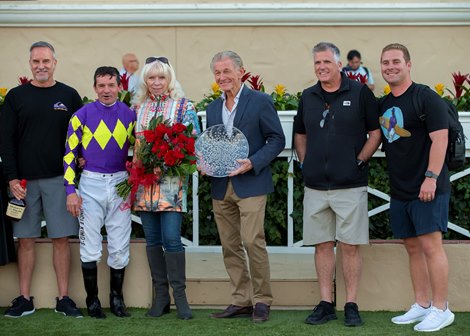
[
  {"left": 151, "top": 142, "right": 158, "bottom": 154},
  {"left": 177, "top": 133, "right": 189, "bottom": 143},
  {"left": 155, "top": 124, "right": 168, "bottom": 138},
  {"left": 164, "top": 150, "right": 177, "bottom": 166},
  {"left": 143, "top": 130, "right": 155, "bottom": 143},
  {"left": 173, "top": 148, "right": 185, "bottom": 159},
  {"left": 185, "top": 137, "right": 195, "bottom": 153},
  {"left": 172, "top": 123, "right": 187, "bottom": 134},
  {"left": 171, "top": 136, "right": 180, "bottom": 145},
  {"left": 157, "top": 142, "right": 169, "bottom": 158}
]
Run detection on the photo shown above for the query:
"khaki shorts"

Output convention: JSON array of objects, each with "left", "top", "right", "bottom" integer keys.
[{"left": 303, "top": 186, "right": 369, "bottom": 245}]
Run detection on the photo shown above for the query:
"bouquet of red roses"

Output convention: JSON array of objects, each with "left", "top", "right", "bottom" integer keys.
[{"left": 116, "top": 115, "right": 197, "bottom": 201}]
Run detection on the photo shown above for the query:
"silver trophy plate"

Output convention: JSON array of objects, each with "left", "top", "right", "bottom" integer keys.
[{"left": 195, "top": 124, "right": 249, "bottom": 177}]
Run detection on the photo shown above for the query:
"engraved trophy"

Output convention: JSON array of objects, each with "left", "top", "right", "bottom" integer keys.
[{"left": 195, "top": 124, "right": 249, "bottom": 177}]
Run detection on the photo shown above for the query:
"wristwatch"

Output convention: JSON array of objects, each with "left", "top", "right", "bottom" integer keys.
[
  {"left": 356, "top": 159, "right": 366, "bottom": 170},
  {"left": 424, "top": 170, "right": 439, "bottom": 179}
]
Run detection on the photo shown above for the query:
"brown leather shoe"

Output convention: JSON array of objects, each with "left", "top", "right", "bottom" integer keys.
[
  {"left": 210, "top": 304, "right": 253, "bottom": 318},
  {"left": 252, "top": 303, "right": 270, "bottom": 322}
]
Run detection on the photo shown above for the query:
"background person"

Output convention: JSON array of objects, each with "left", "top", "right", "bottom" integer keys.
[
  {"left": 294, "top": 42, "right": 380, "bottom": 327},
  {"left": 206, "top": 51, "right": 285, "bottom": 323},
  {"left": 0, "top": 41, "right": 83, "bottom": 318},
  {"left": 342, "top": 49, "right": 375, "bottom": 91},
  {"left": 379, "top": 43, "right": 454, "bottom": 332},
  {"left": 132, "top": 56, "right": 200, "bottom": 320},
  {"left": 120, "top": 53, "right": 140, "bottom": 93},
  {"left": 64, "top": 66, "right": 136, "bottom": 319}
]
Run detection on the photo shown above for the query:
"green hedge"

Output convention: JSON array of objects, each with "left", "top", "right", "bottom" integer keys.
[{"left": 179, "top": 157, "right": 470, "bottom": 245}]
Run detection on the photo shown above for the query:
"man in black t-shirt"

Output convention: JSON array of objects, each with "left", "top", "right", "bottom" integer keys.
[
  {"left": 379, "top": 43, "right": 454, "bottom": 332},
  {"left": 294, "top": 42, "right": 381, "bottom": 327},
  {"left": 0, "top": 41, "right": 83, "bottom": 318}
]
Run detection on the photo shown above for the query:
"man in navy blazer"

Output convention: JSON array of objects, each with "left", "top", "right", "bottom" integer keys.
[{"left": 206, "top": 51, "right": 285, "bottom": 322}]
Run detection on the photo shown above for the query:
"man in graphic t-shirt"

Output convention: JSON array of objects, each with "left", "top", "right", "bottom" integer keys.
[{"left": 379, "top": 43, "right": 454, "bottom": 332}]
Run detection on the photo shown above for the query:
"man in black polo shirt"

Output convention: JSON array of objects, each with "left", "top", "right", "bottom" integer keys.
[{"left": 294, "top": 41, "right": 380, "bottom": 327}]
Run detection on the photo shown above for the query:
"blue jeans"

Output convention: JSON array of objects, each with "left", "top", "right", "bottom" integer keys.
[{"left": 138, "top": 211, "right": 184, "bottom": 252}]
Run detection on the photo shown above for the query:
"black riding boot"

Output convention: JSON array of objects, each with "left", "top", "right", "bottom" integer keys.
[
  {"left": 146, "top": 246, "right": 171, "bottom": 317},
  {"left": 82, "top": 261, "right": 106, "bottom": 319},
  {"left": 110, "top": 267, "right": 131, "bottom": 317}
]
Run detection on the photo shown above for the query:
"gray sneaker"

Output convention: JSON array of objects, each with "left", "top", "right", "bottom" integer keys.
[{"left": 4, "top": 296, "right": 35, "bottom": 318}]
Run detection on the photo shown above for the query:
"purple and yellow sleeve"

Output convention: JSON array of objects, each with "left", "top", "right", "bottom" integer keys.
[{"left": 63, "top": 114, "right": 84, "bottom": 195}]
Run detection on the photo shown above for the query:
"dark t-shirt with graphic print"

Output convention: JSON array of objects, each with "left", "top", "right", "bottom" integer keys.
[{"left": 379, "top": 82, "right": 450, "bottom": 201}]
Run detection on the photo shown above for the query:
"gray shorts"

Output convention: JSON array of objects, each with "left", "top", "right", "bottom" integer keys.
[
  {"left": 303, "top": 186, "right": 369, "bottom": 245},
  {"left": 13, "top": 175, "right": 78, "bottom": 238}
]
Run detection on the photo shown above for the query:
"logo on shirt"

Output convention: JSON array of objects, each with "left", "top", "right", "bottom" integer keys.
[
  {"left": 380, "top": 106, "right": 411, "bottom": 143},
  {"left": 343, "top": 100, "right": 351, "bottom": 106},
  {"left": 53, "top": 102, "right": 68, "bottom": 112}
]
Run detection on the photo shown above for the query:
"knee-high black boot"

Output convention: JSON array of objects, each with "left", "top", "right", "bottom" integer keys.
[
  {"left": 110, "top": 267, "right": 131, "bottom": 317},
  {"left": 82, "top": 261, "right": 106, "bottom": 319},
  {"left": 165, "top": 251, "right": 193, "bottom": 320},
  {"left": 146, "top": 246, "right": 171, "bottom": 317}
]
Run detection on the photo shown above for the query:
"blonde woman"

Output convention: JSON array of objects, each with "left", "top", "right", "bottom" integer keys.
[{"left": 132, "top": 57, "right": 200, "bottom": 320}]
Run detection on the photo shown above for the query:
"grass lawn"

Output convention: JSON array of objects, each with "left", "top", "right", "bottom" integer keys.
[{"left": 0, "top": 308, "right": 468, "bottom": 336}]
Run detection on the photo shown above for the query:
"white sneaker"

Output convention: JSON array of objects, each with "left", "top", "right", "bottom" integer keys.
[
  {"left": 413, "top": 306, "right": 455, "bottom": 332},
  {"left": 391, "top": 303, "right": 430, "bottom": 325}
]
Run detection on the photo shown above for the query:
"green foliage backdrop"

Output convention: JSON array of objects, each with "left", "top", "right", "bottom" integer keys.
[{"left": 179, "top": 158, "right": 470, "bottom": 245}]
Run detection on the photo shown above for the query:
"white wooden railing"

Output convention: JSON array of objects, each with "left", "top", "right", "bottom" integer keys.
[
  {"left": 173, "top": 111, "right": 470, "bottom": 251},
  {"left": 127, "top": 111, "right": 470, "bottom": 251}
]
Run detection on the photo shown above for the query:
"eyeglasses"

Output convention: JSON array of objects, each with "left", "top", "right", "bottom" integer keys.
[
  {"left": 319, "top": 108, "right": 330, "bottom": 128},
  {"left": 145, "top": 56, "right": 169, "bottom": 65}
]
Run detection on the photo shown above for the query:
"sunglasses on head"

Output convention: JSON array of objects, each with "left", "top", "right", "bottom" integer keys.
[{"left": 145, "top": 56, "right": 169, "bottom": 65}]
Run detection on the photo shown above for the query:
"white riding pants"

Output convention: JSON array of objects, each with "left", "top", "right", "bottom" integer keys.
[{"left": 78, "top": 170, "right": 131, "bottom": 269}]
